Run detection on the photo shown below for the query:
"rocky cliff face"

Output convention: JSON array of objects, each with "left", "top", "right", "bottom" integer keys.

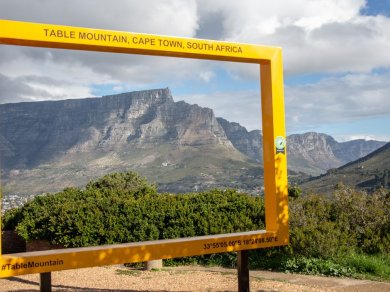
[
  {"left": 303, "top": 142, "right": 390, "bottom": 193},
  {"left": 332, "top": 139, "right": 387, "bottom": 165},
  {"left": 217, "top": 117, "right": 263, "bottom": 162},
  {"left": 287, "top": 133, "right": 386, "bottom": 174},
  {"left": 0, "top": 88, "right": 232, "bottom": 170},
  {"left": 0, "top": 88, "right": 386, "bottom": 198},
  {"left": 287, "top": 132, "right": 340, "bottom": 174},
  {"left": 216, "top": 122, "right": 386, "bottom": 175}
]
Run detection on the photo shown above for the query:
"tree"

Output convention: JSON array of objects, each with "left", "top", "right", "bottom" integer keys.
[{"left": 86, "top": 170, "right": 157, "bottom": 197}]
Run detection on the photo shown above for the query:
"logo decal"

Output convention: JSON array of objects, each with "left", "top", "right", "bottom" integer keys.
[{"left": 275, "top": 136, "right": 286, "bottom": 154}]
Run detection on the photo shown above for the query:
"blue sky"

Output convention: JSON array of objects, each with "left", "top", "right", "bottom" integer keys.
[
  {"left": 0, "top": 0, "right": 389, "bottom": 141},
  {"left": 361, "top": 0, "right": 390, "bottom": 16}
]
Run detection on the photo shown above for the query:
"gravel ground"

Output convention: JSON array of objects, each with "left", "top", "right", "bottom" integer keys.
[{"left": 1, "top": 265, "right": 389, "bottom": 292}]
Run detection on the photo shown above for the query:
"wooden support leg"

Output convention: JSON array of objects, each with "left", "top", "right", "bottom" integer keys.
[
  {"left": 40, "top": 272, "right": 52, "bottom": 292},
  {"left": 237, "top": 250, "right": 250, "bottom": 292}
]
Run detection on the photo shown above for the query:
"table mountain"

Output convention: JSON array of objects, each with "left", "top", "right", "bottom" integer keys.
[
  {"left": 0, "top": 88, "right": 259, "bottom": 199},
  {"left": 1, "top": 88, "right": 234, "bottom": 170},
  {"left": 0, "top": 88, "right": 386, "bottom": 201}
]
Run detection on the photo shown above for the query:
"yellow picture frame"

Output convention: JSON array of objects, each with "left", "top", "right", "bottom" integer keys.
[{"left": 0, "top": 20, "right": 288, "bottom": 277}]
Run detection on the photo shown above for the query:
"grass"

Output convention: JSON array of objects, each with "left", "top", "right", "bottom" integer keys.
[
  {"left": 116, "top": 269, "right": 142, "bottom": 277},
  {"left": 268, "top": 253, "right": 390, "bottom": 281},
  {"left": 163, "top": 251, "right": 390, "bottom": 282},
  {"left": 341, "top": 253, "right": 390, "bottom": 281}
]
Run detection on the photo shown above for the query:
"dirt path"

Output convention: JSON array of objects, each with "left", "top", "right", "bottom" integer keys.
[{"left": 1, "top": 265, "right": 389, "bottom": 291}]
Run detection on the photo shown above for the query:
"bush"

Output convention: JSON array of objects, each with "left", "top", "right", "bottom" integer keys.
[
  {"left": 283, "top": 257, "right": 354, "bottom": 277},
  {"left": 86, "top": 171, "right": 157, "bottom": 197},
  {"left": 3, "top": 173, "right": 389, "bottom": 280},
  {"left": 288, "top": 184, "right": 302, "bottom": 198},
  {"left": 3, "top": 171, "right": 264, "bottom": 248},
  {"left": 289, "top": 194, "right": 354, "bottom": 258},
  {"left": 331, "top": 186, "right": 390, "bottom": 254}
]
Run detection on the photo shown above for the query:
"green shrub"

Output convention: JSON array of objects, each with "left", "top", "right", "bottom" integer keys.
[
  {"left": 3, "top": 172, "right": 389, "bottom": 280},
  {"left": 3, "top": 171, "right": 264, "bottom": 248},
  {"left": 289, "top": 194, "right": 354, "bottom": 258},
  {"left": 331, "top": 186, "right": 390, "bottom": 254},
  {"left": 283, "top": 257, "right": 354, "bottom": 277},
  {"left": 288, "top": 184, "right": 302, "bottom": 198}
]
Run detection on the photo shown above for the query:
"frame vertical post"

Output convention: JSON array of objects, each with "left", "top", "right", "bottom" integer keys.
[
  {"left": 0, "top": 186, "right": 2, "bottom": 255},
  {"left": 261, "top": 52, "right": 289, "bottom": 235},
  {"left": 40, "top": 272, "right": 52, "bottom": 292},
  {"left": 237, "top": 250, "right": 250, "bottom": 292}
]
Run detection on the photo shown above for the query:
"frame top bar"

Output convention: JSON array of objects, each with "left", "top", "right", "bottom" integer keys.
[{"left": 0, "top": 19, "right": 279, "bottom": 63}]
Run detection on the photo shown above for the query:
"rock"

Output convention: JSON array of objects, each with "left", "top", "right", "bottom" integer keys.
[
  {"left": 0, "top": 88, "right": 386, "bottom": 196},
  {"left": 145, "top": 259, "right": 163, "bottom": 270}
]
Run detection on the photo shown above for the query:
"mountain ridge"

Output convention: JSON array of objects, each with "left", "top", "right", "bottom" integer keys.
[
  {"left": 302, "top": 142, "right": 390, "bottom": 193},
  {"left": 217, "top": 121, "right": 386, "bottom": 175},
  {"left": 0, "top": 88, "right": 386, "bottom": 201}
]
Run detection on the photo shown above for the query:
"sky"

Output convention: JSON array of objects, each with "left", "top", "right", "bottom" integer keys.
[{"left": 0, "top": 0, "right": 389, "bottom": 142}]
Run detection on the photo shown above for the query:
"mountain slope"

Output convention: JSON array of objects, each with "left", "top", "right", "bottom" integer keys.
[
  {"left": 302, "top": 142, "right": 390, "bottom": 194},
  {"left": 217, "top": 117, "right": 263, "bottom": 162},
  {"left": 216, "top": 122, "right": 386, "bottom": 175},
  {"left": 287, "top": 132, "right": 340, "bottom": 174},
  {"left": 0, "top": 88, "right": 386, "bottom": 200},
  {"left": 0, "top": 88, "right": 234, "bottom": 169},
  {"left": 332, "top": 138, "right": 388, "bottom": 165},
  {"left": 0, "top": 88, "right": 261, "bottom": 197}
]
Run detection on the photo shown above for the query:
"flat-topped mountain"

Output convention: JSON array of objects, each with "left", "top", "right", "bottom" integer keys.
[
  {"left": 0, "top": 88, "right": 386, "bottom": 200},
  {"left": 1, "top": 88, "right": 233, "bottom": 170},
  {"left": 1, "top": 88, "right": 258, "bottom": 197}
]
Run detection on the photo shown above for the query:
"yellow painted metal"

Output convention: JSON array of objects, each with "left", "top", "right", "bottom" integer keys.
[
  {"left": 0, "top": 20, "right": 276, "bottom": 63},
  {"left": 0, "top": 230, "right": 286, "bottom": 278},
  {"left": 0, "top": 19, "right": 288, "bottom": 277},
  {"left": 261, "top": 50, "right": 289, "bottom": 233},
  {"left": 0, "top": 179, "right": 2, "bottom": 254}
]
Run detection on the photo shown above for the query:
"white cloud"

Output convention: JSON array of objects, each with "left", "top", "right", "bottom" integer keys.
[
  {"left": 285, "top": 72, "right": 390, "bottom": 130},
  {"left": 25, "top": 81, "right": 92, "bottom": 101},
  {"left": 197, "top": 0, "right": 364, "bottom": 35},
  {"left": 176, "top": 71, "right": 390, "bottom": 136},
  {"left": 0, "top": 0, "right": 203, "bottom": 101},
  {"left": 0, "top": 73, "right": 93, "bottom": 103},
  {"left": 287, "top": 15, "right": 390, "bottom": 74},
  {"left": 199, "top": 71, "right": 215, "bottom": 83},
  {"left": 2, "top": 0, "right": 388, "bottom": 83},
  {"left": 0, "top": 0, "right": 199, "bottom": 37},
  {"left": 336, "top": 134, "right": 390, "bottom": 142},
  {"left": 0, "top": 0, "right": 389, "bottom": 141},
  {"left": 2, "top": 0, "right": 388, "bottom": 79},
  {"left": 177, "top": 90, "right": 262, "bottom": 131},
  {"left": 196, "top": 0, "right": 390, "bottom": 75}
]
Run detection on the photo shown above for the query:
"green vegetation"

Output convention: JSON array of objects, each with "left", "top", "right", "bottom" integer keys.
[
  {"left": 2, "top": 143, "right": 263, "bottom": 199},
  {"left": 302, "top": 143, "right": 390, "bottom": 194},
  {"left": 3, "top": 171, "right": 264, "bottom": 247},
  {"left": 116, "top": 269, "right": 142, "bottom": 277},
  {"left": 3, "top": 171, "right": 389, "bottom": 280},
  {"left": 245, "top": 184, "right": 390, "bottom": 280}
]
